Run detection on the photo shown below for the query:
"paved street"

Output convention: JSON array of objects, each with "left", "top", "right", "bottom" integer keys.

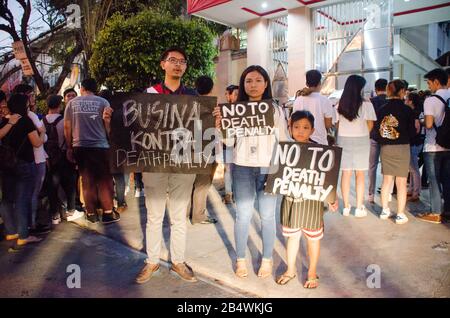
[
  {"left": 0, "top": 221, "right": 246, "bottom": 298},
  {"left": 1, "top": 168, "right": 449, "bottom": 298}
]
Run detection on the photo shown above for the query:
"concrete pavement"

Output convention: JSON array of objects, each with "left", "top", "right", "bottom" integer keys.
[
  {"left": 0, "top": 221, "right": 248, "bottom": 298},
  {"left": 65, "top": 168, "right": 450, "bottom": 298}
]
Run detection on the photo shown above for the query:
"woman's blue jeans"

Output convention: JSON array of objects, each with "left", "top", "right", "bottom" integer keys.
[
  {"left": 0, "top": 161, "right": 36, "bottom": 239},
  {"left": 232, "top": 164, "right": 278, "bottom": 260}
]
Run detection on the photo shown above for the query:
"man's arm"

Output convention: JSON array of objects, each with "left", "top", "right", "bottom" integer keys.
[
  {"left": 425, "top": 115, "right": 434, "bottom": 129},
  {"left": 324, "top": 117, "right": 333, "bottom": 129},
  {"left": 64, "top": 119, "right": 72, "bottom": 147},
  {"left": 64, "top": 119, "right": 75, "bottom": 163},
  {"left": 103, "top": 106, "right": 113, "bottom": 136}
]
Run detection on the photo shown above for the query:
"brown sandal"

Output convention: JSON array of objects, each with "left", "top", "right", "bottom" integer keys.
[
  {"left": 303, "top": 275, "right": 319, "bottom": 289},
  {"left": 257, "top": 258, "right": 273, "bottom": 278},
  {"left": 235, "top": 259, "right": 248, "bottom": 278},
  {"left": 276, "top": 273, "right": 297, "bottom": 285}
]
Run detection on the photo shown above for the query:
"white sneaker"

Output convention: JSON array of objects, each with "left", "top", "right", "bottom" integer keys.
[
  {"left": 52, "top": 216, "right": 61, "bottom": 225},
  {"left": 125, "top": 186, "right": 130, "bottom": 196},
  {"left": 395, "top": 214, "right": 409, "bottom": 225},
  {"left": 135, "top": 189, "right": 145, "bottom": 198},
  {"left": 355, "top": 206, "right": 367, "bottom": 218},
  {"left": 342, "top": 206, "right": 351, "bottom": 217},
  {"left": 67, "top": 210, "right": 85, "bottom": 222},
  {"left": 379, "top": 208, "right": 391, "bottom": 220}
]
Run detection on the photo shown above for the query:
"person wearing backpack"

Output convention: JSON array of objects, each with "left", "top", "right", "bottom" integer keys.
[
  {"left": 44, "top": 95, "right": 83, "bottom": 230},
  {"left": 417, "top": 68, "right": 450, "bottom": 224}
]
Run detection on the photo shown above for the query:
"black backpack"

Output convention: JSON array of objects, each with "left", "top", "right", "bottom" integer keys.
[
  {"left": 430, "top": 95, "right": 450, "bottom": 149},
  {"left": 43, "top": 116, "right": 65, "bottom": 167}
]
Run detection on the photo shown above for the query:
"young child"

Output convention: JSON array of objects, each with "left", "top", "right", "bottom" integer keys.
[{"left": 276, "top": 110, "right": 338, "bottom": 288}]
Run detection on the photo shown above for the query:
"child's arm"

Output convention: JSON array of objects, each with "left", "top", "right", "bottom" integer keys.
[{"left": 328, "top": 200, "right": 339, "bottom": 212}]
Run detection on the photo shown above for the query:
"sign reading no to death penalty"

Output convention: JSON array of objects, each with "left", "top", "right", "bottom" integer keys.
[
  {"left": 265, "top": 142, "right": 342, "bottom": 203},
  {"left": 219, "top": 99, "right": 275, "bottom": 138},
  {"left": 109, "top": 92, "right": 217, "bottom": 174}
]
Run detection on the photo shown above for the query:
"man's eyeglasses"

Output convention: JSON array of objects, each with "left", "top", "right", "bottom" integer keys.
[{"left": 165, "top": 57, "right": 187, "bottom": 65}]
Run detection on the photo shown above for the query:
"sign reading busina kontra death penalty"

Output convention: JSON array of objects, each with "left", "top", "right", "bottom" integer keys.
[
  {"left": 109, "top": 93, "right": 217, "bottom": 174},
  {"left": 219, "top": 99, "right": 275, "bottom": 138},
  {"left": 265, "top": 142, "right": 342, "bottom": 203}
]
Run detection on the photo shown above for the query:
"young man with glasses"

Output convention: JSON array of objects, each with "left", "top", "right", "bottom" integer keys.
[{"left": 136, "top": 47, "right": 199, "bottom": 284}]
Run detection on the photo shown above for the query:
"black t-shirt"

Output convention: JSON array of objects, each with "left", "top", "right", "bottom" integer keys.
[
  {"left": 370, "top": 94, "right": 387, "bottom": 140},
  {"left": 0, "top": 116, "right": 36, "bottom": 163},
  {"left": 410, "top": 109, "right": 425, "bottom": 146},
  {"left": 375, "top": 99, "right": 416, "bottom": 145}
]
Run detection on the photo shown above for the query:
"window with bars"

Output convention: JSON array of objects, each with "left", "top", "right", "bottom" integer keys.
[
  {"left": 269, "top": 15, "right": 288, "bottom": 79},
  {"left": 313, "top": 0, "right": 393, "bottom": 94}
]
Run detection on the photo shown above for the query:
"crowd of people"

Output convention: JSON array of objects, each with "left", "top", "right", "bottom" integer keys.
[{"left": 0, "top": 46, "right": 449, "bottom": 289}]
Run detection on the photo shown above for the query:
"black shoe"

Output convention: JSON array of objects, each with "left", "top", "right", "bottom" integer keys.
[
  {"left": 442, "top": 214, "right": 450, "bottom": 223},
  {"left": 102, "top": 210, "right": 121, "bottom": 224},
  {"left": 86, "top": 213, "right": 99, "bottom": 224},
  {"left": 75, "top": 205, "right": 86, "bottom": 212},
  {"left": 29, "top": 224, "right": 51, "bottom": 236},
  {"left": 199, "top": 217, "right": 217, "bottom": 225}
]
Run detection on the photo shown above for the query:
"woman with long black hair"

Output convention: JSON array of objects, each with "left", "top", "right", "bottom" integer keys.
[
  {"left": 336, "top": 75, "right": 377, "bottom": 218},
  {"left": 215, "top": 65, "right": 288, "bottom": 278}
]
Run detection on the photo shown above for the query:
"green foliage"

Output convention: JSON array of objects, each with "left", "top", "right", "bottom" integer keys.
[
  {"left": 35, "top": 98, "right": 48, "bottom": 116},
  {"left": 89, "top": 10, "right": 218, "bottom": 91}
]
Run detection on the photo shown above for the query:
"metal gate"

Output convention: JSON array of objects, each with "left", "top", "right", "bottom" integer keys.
[{"left": 313, "top": 0, "right": 393, "bottom": 95}]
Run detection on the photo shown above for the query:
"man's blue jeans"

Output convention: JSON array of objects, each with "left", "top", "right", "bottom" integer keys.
[
  {"left": 409, "top": 144, "right": 423, "bottom": 197},
  {"left": 0, "top": 161, "right": 36, "bottom": 239},
  {"left": 232, "top": 164, "right": 278, "bottom": 260},
  {"left": 31, "top": 162, "right": 46, "bottom": 228},
  {"left": 368, "top": 139, "right": 381, "bottom": 196},
  {"left": 423, "top": 151, "right": 450, "bottom": 214}
]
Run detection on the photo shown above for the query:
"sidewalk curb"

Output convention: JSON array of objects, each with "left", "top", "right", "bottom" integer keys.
[{"left": 69, "top": 220, "right": 257, "bottom": 298}]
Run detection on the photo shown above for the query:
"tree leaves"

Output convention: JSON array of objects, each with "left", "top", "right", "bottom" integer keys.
[{"left": 90, "top": 9, "right": 217, "bottom": 91}]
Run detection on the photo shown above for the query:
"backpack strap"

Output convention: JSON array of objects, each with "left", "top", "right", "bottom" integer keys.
[
  {"left": 429, "top": 95, "right": 448, "bottom": 130},
  {"left": 431, "top": 94, "right": 447, "bottom": 106},
  {"left": 44, "top": 115, "right": 64, "bottom": 148}
]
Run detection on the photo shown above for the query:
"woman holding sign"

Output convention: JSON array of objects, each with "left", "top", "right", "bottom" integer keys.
[{"left": 215, "top": 65, "right": 288, "bottom": 278}]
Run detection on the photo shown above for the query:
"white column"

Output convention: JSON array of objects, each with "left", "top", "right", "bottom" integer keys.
[
  {"left": 287, "top": 7, "right": 313, "bottom": 97},
  {"left": 246, "top": 18, "right": 270, "bottom": 69},
  {"left": 215, "top": 50, "right": 232, "bottom": 103}
]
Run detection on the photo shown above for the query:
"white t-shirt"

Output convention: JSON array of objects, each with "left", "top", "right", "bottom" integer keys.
[
  {"left": 336, "top": 101, "right": 377, "bottom": 137},
  {"left": 45, "top": 114, "right": 65, "bottom": 149},
  {"left": 293, "top": 92, "right": 335, "bottom": 145},
  {"left": 28, "top": 111, "right": 48, "bottom": 164},
  {"left": 423, "top": 88, "right": 450, "bottom": 152}
]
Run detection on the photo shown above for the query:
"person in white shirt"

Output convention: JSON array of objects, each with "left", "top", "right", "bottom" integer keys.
[
  {"left": 213, "top": 65, "right": 289, "bottom": 279},
  {"left": 336, "top": 75, "right": 377, "bottom": 218},
  {"left": 292, "top": 70, "right": 334, "bottom": 145},
  {"left": 417, "top": 68, "right": 450, "bottom": 224}
]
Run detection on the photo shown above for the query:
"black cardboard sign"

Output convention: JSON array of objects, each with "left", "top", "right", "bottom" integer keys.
[
  {"left": 265, "top": 142, "right": 342, "bottom": 203},
  {"left": 109, "top": 92, "right": 217, "bottom": 174},
  {"left": 219, "top": 99, "right": 275, "bottom": 138}
]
